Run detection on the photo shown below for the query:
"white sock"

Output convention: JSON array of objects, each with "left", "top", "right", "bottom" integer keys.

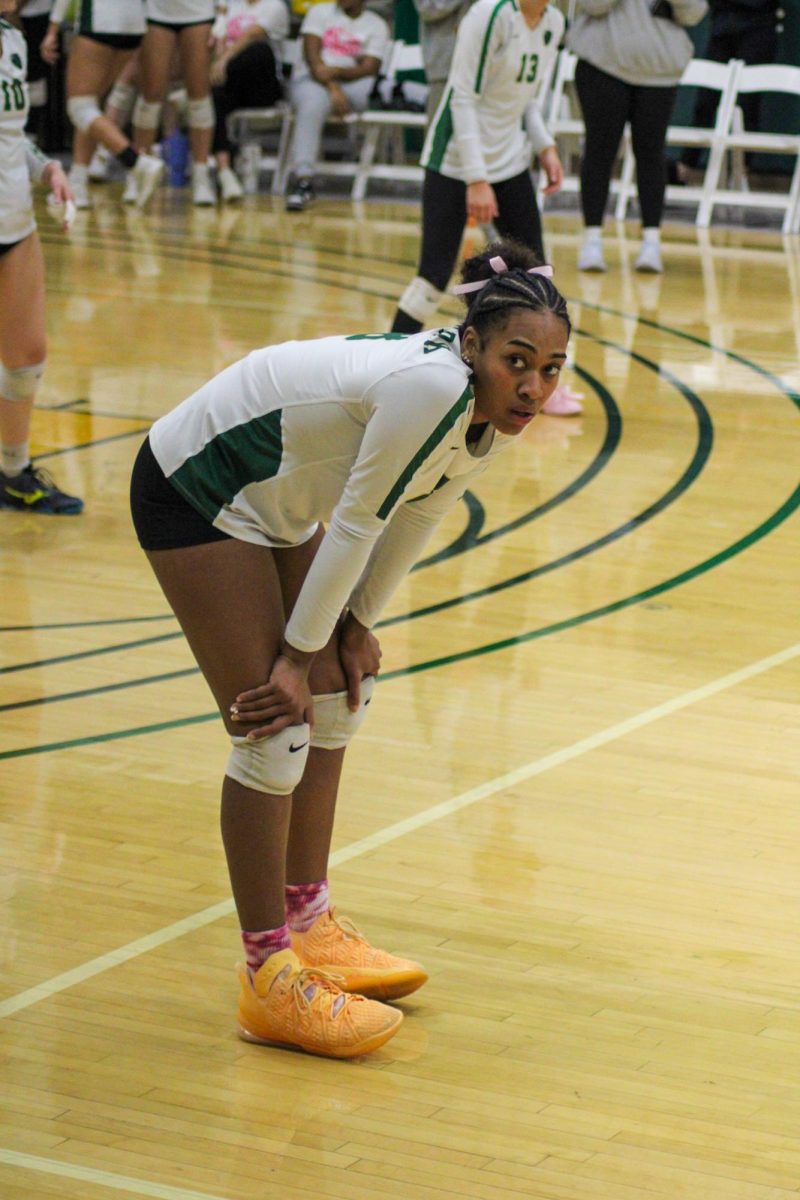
[
  {"left": 583, "top": 226, "right": 603, "bottom": 243},
  {"left": 642, "top": 227, "right": 661, "bottom": 245},
  {"left": 1, "top": 442, "right": 30, "bottom": 477},
  {"left": 69, "top": 163, "right": 88, "bottom": 183}
]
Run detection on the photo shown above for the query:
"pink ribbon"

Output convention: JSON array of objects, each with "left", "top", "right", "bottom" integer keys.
[{"left": 452, "top": 256, "right": 554, "bottom": 295}]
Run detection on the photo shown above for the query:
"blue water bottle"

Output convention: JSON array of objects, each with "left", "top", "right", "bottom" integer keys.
[{"left": 162, "top": 130, "right": 189, "bottom": 186}]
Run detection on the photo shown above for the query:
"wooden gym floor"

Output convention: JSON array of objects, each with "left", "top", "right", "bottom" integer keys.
[{"left": 1, "top": 188, "right": 799, "bottom": 1200}]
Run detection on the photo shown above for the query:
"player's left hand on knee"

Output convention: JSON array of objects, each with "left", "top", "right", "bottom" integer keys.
[{"left": 338, "top": 614, "right": 381, "bottom": 712}]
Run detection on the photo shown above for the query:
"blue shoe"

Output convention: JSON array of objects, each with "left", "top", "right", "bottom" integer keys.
[{"left": 0, "top": 462, "right": 83, "bottom": 514}]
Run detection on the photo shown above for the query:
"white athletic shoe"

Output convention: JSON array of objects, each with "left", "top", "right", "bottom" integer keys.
[
  {"left": 192, "top": 163, "right": 216, "bottom": 206},
  {"left": 88, "top": 146, "right": 111, "bottom": 181},
  {"left": 69, "top": 173, "right": 91, "bottom": 210},
  {"left": 635, "top": 240, "right": 663, "bottom": 274},
  {"left": 133, "top": 153, "right": 164, "bottom": 208},
  {"left": 121, "top": 172, "right": 138, "bottom": 204},
  {"left": 577, "top": 236, "right": 606, "bottom": 273},
  {"left": 218, "top": 166, "right": 244, "bottom": 203}
]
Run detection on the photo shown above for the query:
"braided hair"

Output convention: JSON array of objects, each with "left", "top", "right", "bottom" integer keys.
[{"left": 458, "top": 239, "right": 571, "bottom": 341}]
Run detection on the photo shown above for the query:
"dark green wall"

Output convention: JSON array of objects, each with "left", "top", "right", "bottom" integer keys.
[{"left": 685, "top": 10, "right": 799, "bottom": 169}]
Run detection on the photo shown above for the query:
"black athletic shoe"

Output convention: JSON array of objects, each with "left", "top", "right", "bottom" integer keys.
[
  {"left": 285, "top": 177, "right": 315, "bottom": 212},
  {"left": 0, "top": 462, "right": 84, "bottom": 514}
]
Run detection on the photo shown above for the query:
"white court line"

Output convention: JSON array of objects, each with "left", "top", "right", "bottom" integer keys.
[
  {"left": 2, "top": 641, "right": 797, "bottom": 1023},
  {"left": 0, "top": 1149, "right": 236, "bottom": 1200},
  {"left": 1, "top": 643, "right": 798, "bottom": 1200}
]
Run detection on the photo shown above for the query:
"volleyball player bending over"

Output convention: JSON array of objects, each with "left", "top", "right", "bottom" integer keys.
[{"left": 130, "top": 239, "right": 571, "bottom": 1058}]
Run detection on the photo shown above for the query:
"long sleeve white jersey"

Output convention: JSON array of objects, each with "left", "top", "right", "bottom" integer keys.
[
  {"left": 0, "top": 22, "right": 51, "bottom": 244},
  {"left": 421, "top": 0, "right": 563, "bottom": 184},
  {"left": 148, "top": 329, "right": 513, "bottom": 653}
]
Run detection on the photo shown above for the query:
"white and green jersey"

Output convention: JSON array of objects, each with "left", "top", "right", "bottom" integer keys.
[
  {"left": 149, "top": 329, "right": 512, "bottom": 652},
  {"left": 421, "top": 0, "right": 563, "bottom": 184},
  {"left": 49, "top": 0, "right": 146, "bottom": 35},
  {"left": 0, "top": 22, "right": 50, "bottom": 244},
  {"left": 145, "top": 0, "right": 215, "bottom": 26}
]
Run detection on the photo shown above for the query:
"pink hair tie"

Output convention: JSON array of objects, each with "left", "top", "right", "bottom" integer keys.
[{"left": 452, "top": 257, "right": 554, "bottom": 295}]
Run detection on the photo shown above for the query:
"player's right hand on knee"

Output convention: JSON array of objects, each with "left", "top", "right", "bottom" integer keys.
[{"left": 230, "top": 656, "right": 314, "bottom": 739}]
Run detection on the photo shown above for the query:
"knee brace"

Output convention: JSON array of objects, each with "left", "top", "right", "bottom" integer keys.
[
  {"left": 187, "top": 95, "right": 215, "bottom": 130},
  {"left": 397, "top": 276, "right": 444, "bottom": 325},
  {"left": 226, "top": 722, "right": 310, "bottom": 796},
  {"left": 108, "top": 80, "right": 137, "bottom": 122},
  {"left": 133, "top": 96, "right": 163, "bottom": 131},
  {"left": 66, "top": 94, "right": 103, "bottom": 131},
  {"left": 311, "top": 675, "right": 375, "bottom": 751},
  {"left": 0, "top": 361, "right": 45, "bottom": 401}
]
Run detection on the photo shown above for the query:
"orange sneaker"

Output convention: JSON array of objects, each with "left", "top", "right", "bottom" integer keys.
[
  {"left": 236, "top": 948, "right": 402, "bottom": 1058},
  {"left": 291, "top": 910, "right": 428, "bottom": 1001}
]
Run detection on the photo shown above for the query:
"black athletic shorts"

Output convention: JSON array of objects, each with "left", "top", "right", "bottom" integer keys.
[
  {"left": 130, "top": 436, "right": 231, "bottom": 550},
  {"left": 0, "top": 237, "right": 25, "bottom": 258},
  {"left": 146, "top": 18, "right": 213, "bottom": 31},
  {"left": 80, "top": 31, "right": 143, "bottom": 49}
]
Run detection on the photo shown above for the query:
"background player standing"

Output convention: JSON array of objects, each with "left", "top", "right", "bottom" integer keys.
[{"left": 0, "top": 2, "right": 82, "bottom": 514}]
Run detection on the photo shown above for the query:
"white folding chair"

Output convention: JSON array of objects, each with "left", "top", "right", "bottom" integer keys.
[
  {"left": 227, "top": 40, "right": 300, "bottom": 193},
  {"left": 351, "top": 40, "right": 428, "bottom": 201},
  {"left": 698, "top": 62, "right": 800, "bottom": 233},
  {"left": 614, "top": 57, "right": 741, "bottom": 223}
]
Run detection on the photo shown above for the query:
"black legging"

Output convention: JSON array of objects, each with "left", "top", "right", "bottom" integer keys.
[
  {"left": 212, "top": 41, "right": 282, "bottom": 156},
  {"left": 574, "top": 59, "right": 678, "bottom": 228},
  {"left": 391, "top": 167, "right": 545, "bottom": 332}
]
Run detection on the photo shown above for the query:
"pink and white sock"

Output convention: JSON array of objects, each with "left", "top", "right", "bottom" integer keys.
[
  {"left": 241, "top": 923, "right": 292, "bottom": 972},
  {"left": 285, "top": 879, "right": 329, "bottom": 932}
]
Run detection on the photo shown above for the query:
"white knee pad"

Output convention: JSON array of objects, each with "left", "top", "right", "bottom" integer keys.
[
  {"left": 226, "top": 722, "right": 310, "bottom": 796},
  {"left": 397, "top": 276, "right": 444, "bottom": 325},
  {"left": 187, "top": 95, "right": 215, "bottom": 130},
  {"left": 0, "top": 360, "right": 45, "bottom": 401},
  {"left": 108, "top": 80, "right": 137, "bottom": 122},
  {"left": 66, "top": 94, "right": 103, "bottom": 131},
  {"left": 28, "top": 78, "right": 47, "bottom": 107},
  {"left": 133, "top": 97, "right": 163, "bottom": 131},
  {"left": 311, "top": 675, "right": 375, "bottom": 751}
]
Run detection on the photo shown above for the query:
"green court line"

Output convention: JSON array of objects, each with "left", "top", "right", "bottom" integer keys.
[
  {"left": 2, "top": 483, "right": 796, "bottom": 762},
  {"left": 0, "top": 631, "right": 183, "bottom": 676},
  {"left": 0, "top": 712, "right": 218, "bottom": 760},
  {"left": 0, "top": 668, "right": 197, "bottom": 713},
  {"left": 0, "top": 614, "right": 174, "bottom": 633},
  {"left": 39, "top": 427, "right": 149, "bottom": 461},
  {"left": 380, "top": 483, "right": 800, "bottom": 679}
]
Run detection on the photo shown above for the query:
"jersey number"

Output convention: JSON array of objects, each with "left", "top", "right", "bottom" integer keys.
[
  {"left": 515, "top": 53, "right": 539, "bottom": 84},
  {"left": 1, "top": 80, "right": 25, "bottom": 112},
  {"left": 346, "top": 333, "right": 409, "bottom": 342}
]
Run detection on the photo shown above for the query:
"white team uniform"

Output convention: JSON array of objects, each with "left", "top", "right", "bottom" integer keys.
[
  {"left": 149, "top": 329, "right": 513, "bottom": 652},
  {"left": 49, "top": 0, "right": 146, "bottom": 34},
  {"left": 422, "top": 0, "right": 563, "bottom": 184},
  {"left": 145, "top": 0, "right": 215, "bottom": 26},
  {"left": 0, "top": 22, "right": 50, "bottom": 245}
]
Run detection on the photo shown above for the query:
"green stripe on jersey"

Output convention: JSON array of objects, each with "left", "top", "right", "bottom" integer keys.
[
  {"left": 376, "top": 386, "right": 472, "bottom": 521},
  {"left": 78, "top": 0, "right": 93, "bottom": 36},
  {"left": 169, "top": 410, "right": 284, "bottom": 522},
  {"left": 475, "top": 0, "right": 516, "bottom": 92},
  {"left": 425, "top": 90, "right": 454, "bottom": 172}
]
